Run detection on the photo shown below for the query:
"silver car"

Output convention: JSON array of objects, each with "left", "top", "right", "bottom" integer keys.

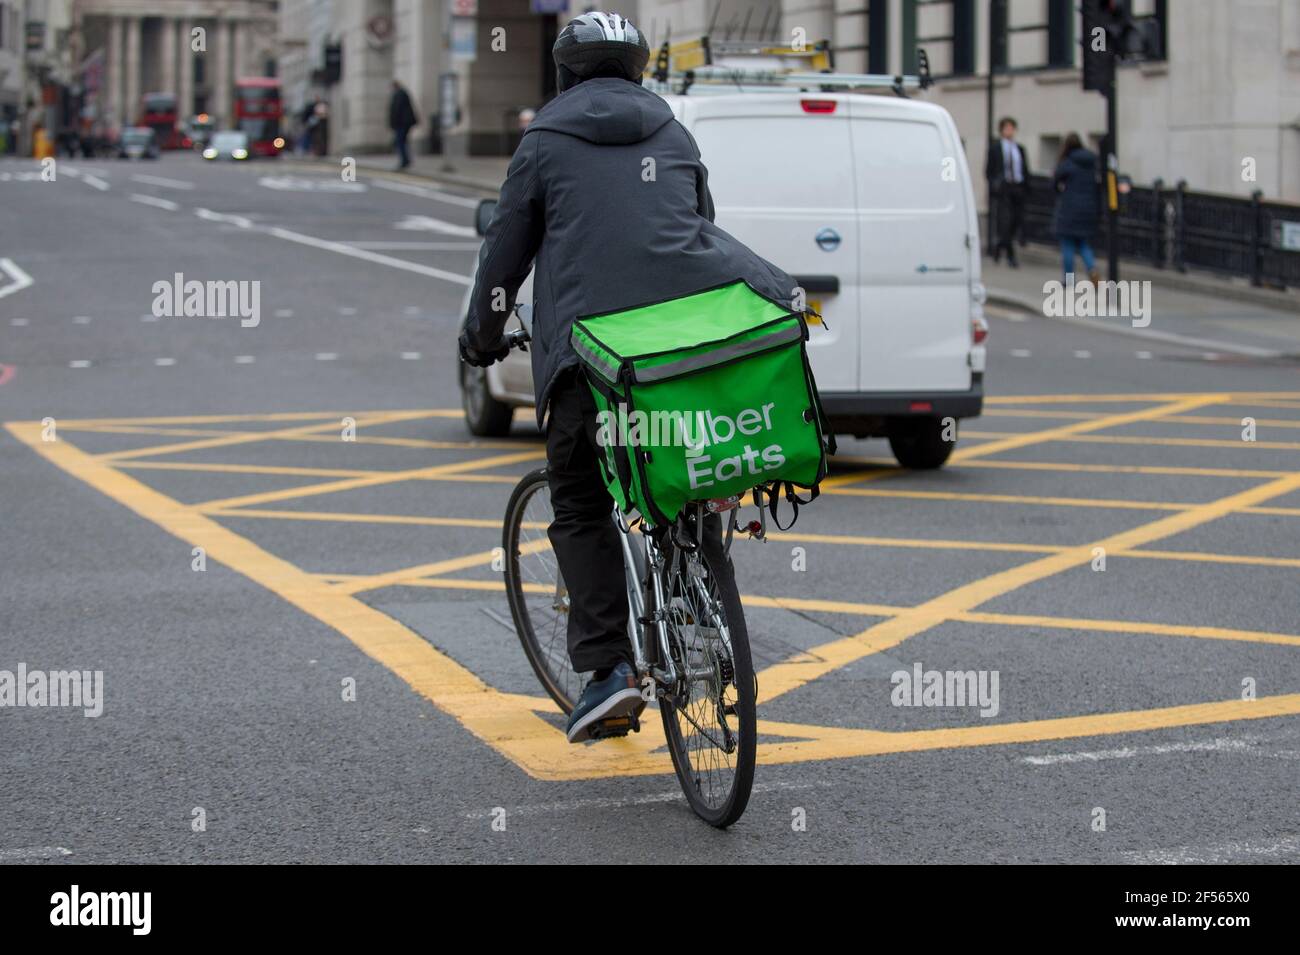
[{"left": 202, "top": 130, "right": 251, "bottom": 161}]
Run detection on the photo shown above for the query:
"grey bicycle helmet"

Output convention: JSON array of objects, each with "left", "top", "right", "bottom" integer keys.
[{"left": 552, "top": 12, "right": 650, "bottom": 92}]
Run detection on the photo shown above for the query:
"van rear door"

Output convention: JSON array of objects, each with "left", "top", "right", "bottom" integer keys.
[
  {"left": 686, "top": 96, "right": 860, "bottom": 393},
  {"left": 848, "top": 100, "right": 972, "bottom": 393}
]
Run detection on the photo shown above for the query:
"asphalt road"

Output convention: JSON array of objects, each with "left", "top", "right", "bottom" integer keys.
[{"left": 2, "top": 153, "right": 1298, "bottom": 864}]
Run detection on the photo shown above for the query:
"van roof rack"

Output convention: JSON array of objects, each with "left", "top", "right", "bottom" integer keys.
[{"left": 646, "top": 36, "right": 932, "bottom": 98}]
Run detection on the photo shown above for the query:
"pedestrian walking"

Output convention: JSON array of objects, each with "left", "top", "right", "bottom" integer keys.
[
  {"left": 986, "top": 116, "right": 1029, "bottom": 267},
  {"left": 389, "top": 81, "right": 418, "bottom": 171},
  {"left": 297, "top": 97, "right": 317, "bottom": 155},
  {"left": 1052, "top": 133, "right": 1102, "bottom": 285}
]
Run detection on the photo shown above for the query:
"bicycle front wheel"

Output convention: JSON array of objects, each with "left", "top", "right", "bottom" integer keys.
[
  {"left": 503, "top": 468, "right": 587, "bottom": 714},
  {"left": 658, "top": 516, "right": 756, "bottom": 828}
]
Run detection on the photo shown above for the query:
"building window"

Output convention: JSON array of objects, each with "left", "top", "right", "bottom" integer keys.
[
  {"left": 832, "top": 3, "right": 888, "bottom": 75},
  {"left": 868, "top": 2, "right": 889, "bottom": 75},
  {"left": 1130, "top": 0, "right": 1168, "bottom": 61},
  {"left": 1046, "top": 0, "right": 1072, "bottom": 68},
  {"left": 905, "top": 0, "right": 976, "bottom": 78}
]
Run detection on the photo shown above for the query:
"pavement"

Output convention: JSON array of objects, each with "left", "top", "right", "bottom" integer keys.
[{"left": 2, "top": 152, "right": 1299, "bottom": 863}]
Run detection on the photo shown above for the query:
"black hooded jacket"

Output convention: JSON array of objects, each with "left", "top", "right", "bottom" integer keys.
[
  {"left": 463, "top": 77, "right": 796, "bottom": 425},
  {"left": 1052, "top": 147, "right": 1101, "bottom": 239}
]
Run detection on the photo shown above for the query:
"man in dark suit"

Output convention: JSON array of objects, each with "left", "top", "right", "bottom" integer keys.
[
  {"left": 985, "top": 116, "right": 1029, "bottom": 267},
  {"left": 388, "top": 81, "right": 418, "bottom": 170}
]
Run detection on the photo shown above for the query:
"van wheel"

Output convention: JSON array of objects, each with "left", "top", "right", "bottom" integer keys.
[
  {"left": 889, "top": 417, "right": 956, "bottom": 470},
  {"left": 460, "top": 363, "right": 514, "bottom": 436}
]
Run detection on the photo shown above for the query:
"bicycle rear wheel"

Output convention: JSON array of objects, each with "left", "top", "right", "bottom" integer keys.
[
  {"left": 503, "top": 468, "right": 587, "bottom": 713},
  {"left": 658, "top": 513, "right": 756, "bottom": 828}
]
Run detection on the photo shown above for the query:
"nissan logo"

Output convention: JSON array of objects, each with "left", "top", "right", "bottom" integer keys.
[{"left": 815, "top": 228, "right": 841, "bottom": 252}]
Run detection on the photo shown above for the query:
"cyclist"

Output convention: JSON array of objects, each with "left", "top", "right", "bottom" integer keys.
[{"left": 460, "top": 11, "right": 796, "bottom": 743}]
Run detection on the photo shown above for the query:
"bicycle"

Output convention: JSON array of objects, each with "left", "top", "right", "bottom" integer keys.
[{"left": 498, "top": 328, "right": 759, "bottom": 828}]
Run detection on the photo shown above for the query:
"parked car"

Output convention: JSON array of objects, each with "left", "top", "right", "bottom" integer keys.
[
  {"left": 458, "top": 90, "right": 986, "bottom": 469},
  {"left": 202, "top": 131, "right": 251, "bottom": 161},
  {"left": 117, "top": 126, "right": 160, "bottom": 160}
]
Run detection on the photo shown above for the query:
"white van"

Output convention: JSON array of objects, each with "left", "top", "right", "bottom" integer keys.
[{"left": 459, "top": 89, "right": 986, "bottom": 469}]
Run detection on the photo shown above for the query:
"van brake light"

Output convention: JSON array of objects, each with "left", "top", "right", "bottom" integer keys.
[{"left": 801, "top": 99, "right": 836, "bottom": 114}]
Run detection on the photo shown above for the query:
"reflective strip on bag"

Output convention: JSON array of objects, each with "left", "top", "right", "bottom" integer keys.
[
  {"left": 572, "top": 331, "right": 622, "bottom": 385},
  {"left": 631, "top": 322, "right": 804, "bottom": 384}
]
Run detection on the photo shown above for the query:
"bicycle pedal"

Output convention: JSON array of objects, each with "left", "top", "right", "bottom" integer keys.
[{"left": 588, "top": 714, "right": 636, "bottom": 740}]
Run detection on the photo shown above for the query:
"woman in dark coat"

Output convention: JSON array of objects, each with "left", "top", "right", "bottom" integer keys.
[{"left": 1052, "top": 133, "right": 1101, "bottom": 283}]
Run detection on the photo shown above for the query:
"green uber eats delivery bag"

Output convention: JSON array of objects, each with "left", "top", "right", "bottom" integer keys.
[{"left": 571, "top": 279, "right": 833, "bottom": 529}]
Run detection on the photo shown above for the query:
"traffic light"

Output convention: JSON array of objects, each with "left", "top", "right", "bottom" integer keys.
[
  {"left": 1082, "top": 0, "right": 1162, "bottom": 84},
  {"left": 1081, "top": 0, "right": 1115, "bottom": 93}
]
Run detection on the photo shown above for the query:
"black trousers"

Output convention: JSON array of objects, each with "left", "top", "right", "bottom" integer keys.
[
  {"left": 545, "top": 369, "right": 635, "bottom": 674},
  {"left": 993, "top": 183, "right": 1027, "bottom": 258}
]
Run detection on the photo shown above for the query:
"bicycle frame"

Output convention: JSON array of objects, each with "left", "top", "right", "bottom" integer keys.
[{"left": 613, "top": 502, "right": 735, "bottom": 695}]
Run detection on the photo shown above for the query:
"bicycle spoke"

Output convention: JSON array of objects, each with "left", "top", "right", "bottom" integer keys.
[
  {"left": 511, "top": 475, "right": 587, "bottom": 709},
  {"left": 662, "top": 545, "right": 744, "bottom": 811}
]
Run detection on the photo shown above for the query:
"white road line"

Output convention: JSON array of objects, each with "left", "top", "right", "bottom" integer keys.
[
  {"left": 1073, "top": 350, "right": 1092, "bottom": 358},
  {"left": 274, "top": 308, "right": 294, "bottom": 318},
  {"left": 1010, "top": 348, "right": 1032, "bottom": 357},
  {"left": 393, "top": 213, "right": 477, "bottom": 237},
  {"left": 0, "top": 846, "right": 72, "bottom": 861},
  {"left": 10, "top": 318, "right": 29, "bottom": 326},
  {"left": 1022, "top": 736, "right": 1261, "bottom": 766},
  {"left": 69, "top": 360, "right": 91, "bottom": 368},
  {"left": 266, "top": 226, "right": 473, "bottom": 286},
  {"left": 338, "top": 307, "right": 358, "bottom": 315},
  {"left": 1135, "top": 350, "right": 1153, "bottom": 359},
  {"left": 130, "top": 173, "right": 194, "bottom": 190},
  {"left": 154, "top": 357, "right": 176, "bottom": 366},
  {"left": 186, "top": 208, "right": 475, "bottom": 287},
  {"left": 403, "top": 306, "right": 421, "bottom": 315},
  {"left": 73, "top": 315, "right": 92, "bottom": 324},
  {"left": 194, "top": 207, "right": 255, "bottom": 229},
  {"left": 234, "top": 355, "right": 256, "bottom": 364},
  {"left": 0, "top": 258, "right": 35, "bottom": 300},
  {"left": 1056, "top": 313, "right": 1283, "bottom": 359},
  {"left": 400, "top": 351, "right": 422, "bottom": 360},
  {"left": 129, "top": 193, "right": 180, "bottom": 211},
  {"left": 1121, "top": 835, "right": 1300, "bottom": 865},
  {"left": 372, "top": 177, "right": 481, "bottom": 208},
  {"left": 342, "top": 240, "right": 481, "bottom": 251},
  {"left": 458, "top": 779, "right": 832, "bottom": 819},
  {"left": 63, "top": 166, "right": 110, "bottom": 191},
  {"left": 315, "top": 352, "right": 338, "bottom": 361}
]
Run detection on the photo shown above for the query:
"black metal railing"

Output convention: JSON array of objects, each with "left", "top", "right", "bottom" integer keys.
[{"left": 1020, "top": 173, "right": 1300, "bottom": 290}]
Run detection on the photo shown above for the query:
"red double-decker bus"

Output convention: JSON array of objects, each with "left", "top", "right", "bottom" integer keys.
[
  {"left": 139, "top": 92, "right": 187, "bottom": 149},
  {"left": 233, "top": 77, "right": 285, "bottom": 157}
]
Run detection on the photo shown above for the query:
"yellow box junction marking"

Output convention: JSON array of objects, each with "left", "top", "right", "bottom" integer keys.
[{"left": 9, "top": 391, "right": 1300, "bottom": 780}]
